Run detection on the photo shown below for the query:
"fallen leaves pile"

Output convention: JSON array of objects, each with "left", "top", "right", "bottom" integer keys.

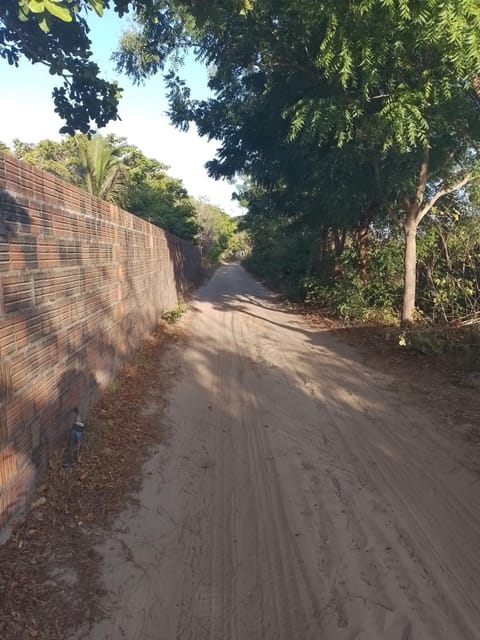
[{"left": 0, "top": 321, "right": 181, "bottom": 639}]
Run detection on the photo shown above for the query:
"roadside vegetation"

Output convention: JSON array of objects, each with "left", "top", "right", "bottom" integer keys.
[
  {"left": 4, "top": 1, "right": 480, "bottom": 346},
  {"left": 241, "top": 204, "right": 480, "bottom": 326},
  {"left": 241, "top": 204, "right": 480, "bottom": 365}
]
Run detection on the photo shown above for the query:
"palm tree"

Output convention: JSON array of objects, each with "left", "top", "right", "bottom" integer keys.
[{"left": 75, "top": 134, "right": 128, "bottom": 204}]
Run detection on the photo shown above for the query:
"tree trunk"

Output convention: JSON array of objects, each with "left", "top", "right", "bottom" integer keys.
[
  {"left": 402, "top": 214, "right": 418, "bottom": 326},
  {"left": 320, "top": 226, "right": 329, "bottom": 260},
  {"left": 399, "top": 147, "right": 429, "bottom": 326},
  {"left": 357, "top": 211, "right": 372, "bottom": 284},
  {"left": 397, "top": 147, "right": 472, "bottom": 325},
  {"left": 333, "top": 228, "right": 347, "bottom": 279}
]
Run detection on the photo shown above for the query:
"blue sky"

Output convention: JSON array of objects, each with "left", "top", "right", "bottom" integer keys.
[{"left": 0, "top": 8, "right": 243, "bottom": 215}]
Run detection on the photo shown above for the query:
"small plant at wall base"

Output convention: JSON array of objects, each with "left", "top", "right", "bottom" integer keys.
[{"left": 163, "top": 298, "right": 188, "bottom": 324}]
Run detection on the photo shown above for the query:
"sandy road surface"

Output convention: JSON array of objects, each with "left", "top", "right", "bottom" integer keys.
[{"left": 80, "top": 264, "right": 480, "bottom": 640}]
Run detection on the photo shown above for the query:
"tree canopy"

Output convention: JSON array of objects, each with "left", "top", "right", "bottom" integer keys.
[
  {"left": 6, "top": 0, "right": 480, "bottom": 322},
  {"left": 193, "top": 198, "right": 237, "bottom": 261},
  {"left": 115, "top": 0, "right": 480, "bottom": 323},
  {"left": 2, "top": 1, "right": 142, "bottom": 133}
]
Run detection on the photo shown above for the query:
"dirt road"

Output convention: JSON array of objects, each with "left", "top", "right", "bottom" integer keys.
[{"left": 80, "top": 263, "right": 480, "bottom": 640}]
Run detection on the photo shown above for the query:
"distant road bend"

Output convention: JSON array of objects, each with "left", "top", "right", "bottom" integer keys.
[{"left": 81, "top": 263, "right": 480, "bottom": 640}]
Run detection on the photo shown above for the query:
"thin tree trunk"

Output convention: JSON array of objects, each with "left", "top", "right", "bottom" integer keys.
[
  {"left": 402, "top": 214, "right": 418, "bottom": 325},
  {"left": 320, "top": 226, "right": 329, "bottom": 260},
  {"left": 333, "top": 228, "right": 347, "bottom": 279},
  {"left": 357, "top": 211, "right": 372, "bottom": 285},
  {"left": 397, "top": 145, "right": 472, "bottom": 325},
  {"left": 400, "top": 148, "right": 429, "bottom": 325},
  {"left": 436, "top": 222, "right": 452, "bottom": 273}
]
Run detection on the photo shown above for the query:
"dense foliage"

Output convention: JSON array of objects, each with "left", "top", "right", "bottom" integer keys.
[
  {"left": 6, "top": 1, "right": 480, "bottom": 324},
  {"left": 242, "top": 202, "right": 480, "bottom": 325},
  {"left": 193, "top": 199, "right": 237, "bottom": 262},
  {"left": 115, "top": 0, "right": 480, "bottom": 324},
  {"left": 3, "top": 1, "right": 124, "bottom": 133}
]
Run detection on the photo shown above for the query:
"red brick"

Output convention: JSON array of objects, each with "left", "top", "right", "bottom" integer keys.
[
  {"left": 4, "top": 396, "right": 24, "bottom": 439},
  {"left": 0, "top": 320, "right": 15, "bottom": 355},
  {"left": 0, "top": 447, "right": 17, "bottom": 491},
  {"left": 36, "top": 239, "right": 59, "bottom": 268},
  {"left": 0, "top": 153, "right": 200, "bottom": 533},
  {"left": 2, "top": 274, "right": 33, "bottom": 313}
]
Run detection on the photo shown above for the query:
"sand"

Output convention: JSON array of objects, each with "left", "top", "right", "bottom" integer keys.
[{"left": 76, "top": 263, "right": 480, "bottom": 640}]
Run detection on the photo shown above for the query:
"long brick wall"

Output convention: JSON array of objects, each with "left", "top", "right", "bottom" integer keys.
[{"left": 0, "top": 152, "right": 200, "bottom": 533}]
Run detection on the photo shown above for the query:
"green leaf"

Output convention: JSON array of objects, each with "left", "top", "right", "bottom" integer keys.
[
  {"left": 28, "top": 0, "right": 45, "bottom": 14},
  {"left": 238, "top": 0, "right": 253, "bottom": 16},
  {"left": 88, "top": 0, "right": 104, "bottom": 17},
  {"left": 18, "top": 7, "right": 29, "bottom": 21},
  {"left": 44, "top": 0, "right": 73, "bottom": 22},
  {"left": 38, "top": 16, "right": 49, "bottom": 32}
]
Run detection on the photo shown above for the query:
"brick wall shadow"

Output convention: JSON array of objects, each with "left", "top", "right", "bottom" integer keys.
[
  {"left": 0, "top": 153, "right": 201, "bottom": 534},
  {"left": 165, "top": 230, "right": 202, "bottom": 297},
  {"left": 1, "top": 190, "right": 37, "bottom": 532},
  {"left": 0, "top": 190, "right": 110, "bottom": 530}
]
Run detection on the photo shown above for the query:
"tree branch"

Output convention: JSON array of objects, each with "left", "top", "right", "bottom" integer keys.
[
  {"left": 387, "top": 204, "right": 402, "bottom": 229},
  {"left": 402, "top": 194, "right": 411, "bottom": 211},
  {"left": 416, "top": 173, "right": 474, "bottom": 224},
  {"left": 415, "top": 146, "right": 429, "bottom": 206}
]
